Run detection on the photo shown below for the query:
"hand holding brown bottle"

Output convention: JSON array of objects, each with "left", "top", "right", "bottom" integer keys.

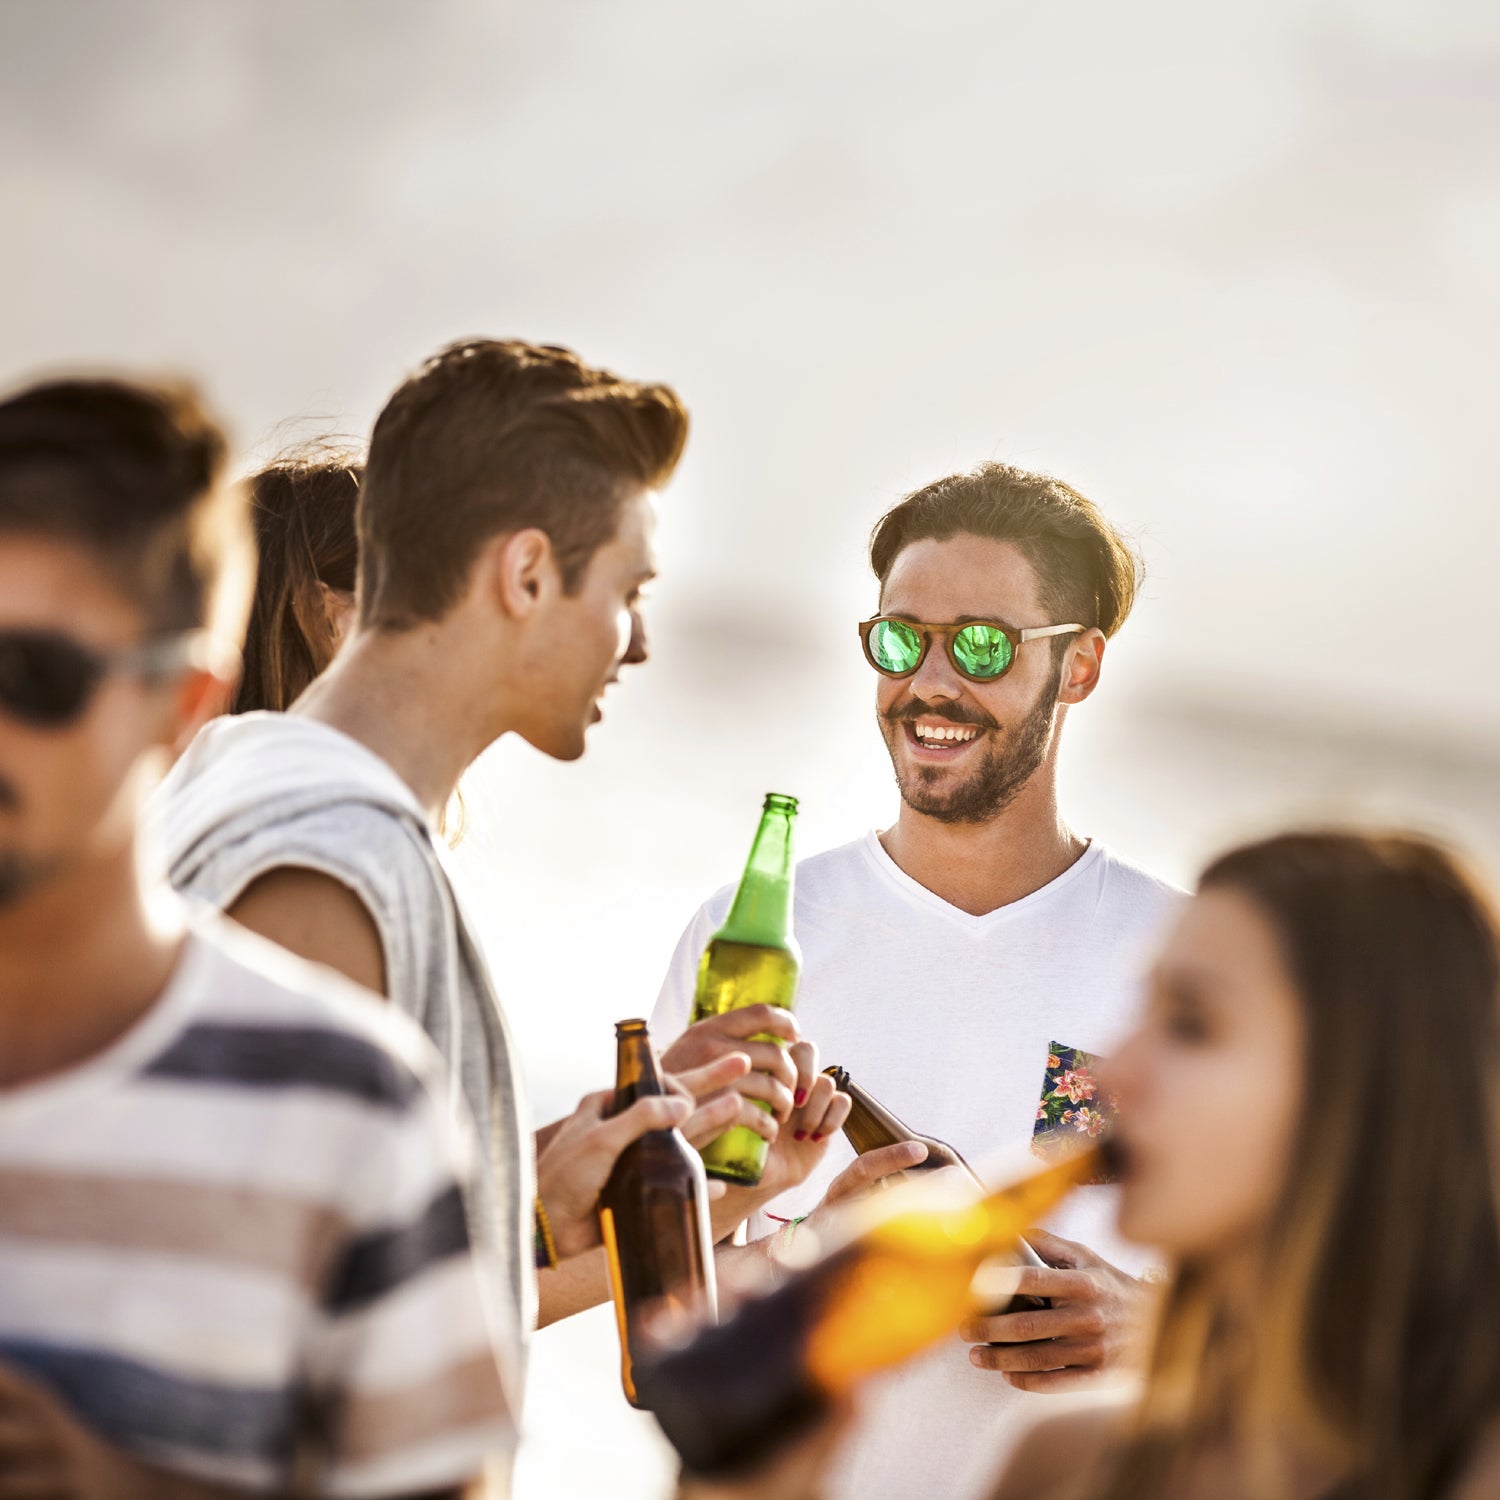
[
  {"left": 537, "top": 1052, "right": 751, "bottom": 1260},
  {"left": 704, "top": 1071, "right": 858, "bottom": 1243},
  {"left": 960, "top": 1227, "right": 1149, "bottom": 1390},
  {"left": 822, "top": 1139, "right": 932, "bottom": 1204}
]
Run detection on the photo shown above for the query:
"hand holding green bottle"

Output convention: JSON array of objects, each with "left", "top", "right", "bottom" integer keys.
[
  {"left": 661, "top": 1002, "right": 808, "bottom": 1125},
  {"left": 691, "top": 793, "right": 803, "bottom": 1187}
]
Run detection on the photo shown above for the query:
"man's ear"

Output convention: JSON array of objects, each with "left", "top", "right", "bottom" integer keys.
[
  {"left": 166, "top": 665, "right": 236, "bottom": 758},
  {"left": 488, "top": 528, "right": 558, "bottom": 621},
  {"left": 1057, "top": 629, "right": 1106, "bottom": 706},
  {"left": 315, "top": 582, "right": 357, "bottom": 652}
]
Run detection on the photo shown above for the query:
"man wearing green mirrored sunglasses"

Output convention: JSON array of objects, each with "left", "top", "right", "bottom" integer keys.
[{"left": 653, "top": 460, "right": 1185, "bottom": 1500}]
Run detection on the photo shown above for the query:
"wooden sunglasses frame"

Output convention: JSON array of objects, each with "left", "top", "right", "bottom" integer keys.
[{"left": 857, "top": 615, "right": 1084, "bottom": 681}]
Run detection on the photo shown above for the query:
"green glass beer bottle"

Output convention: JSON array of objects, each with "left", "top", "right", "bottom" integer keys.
[
  {"left": 598, "top": 1019, "right": 718, "bottom": 1408},
  {"left": 692, "top": 793, "right": 801, "bottom": 1186}
]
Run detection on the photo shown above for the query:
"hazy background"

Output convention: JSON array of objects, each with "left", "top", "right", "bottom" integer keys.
[{"left": 4, "top": 2, "right": 1498, "bottom": 1494}]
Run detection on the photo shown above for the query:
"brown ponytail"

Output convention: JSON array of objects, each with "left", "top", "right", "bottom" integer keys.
[{"left": 232, "top": 453, "right": 361, "bottom": 714}]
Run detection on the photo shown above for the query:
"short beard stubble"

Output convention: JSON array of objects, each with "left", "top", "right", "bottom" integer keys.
[{"left": 879, "top": 666, "right": 1061, "bottom": 825}]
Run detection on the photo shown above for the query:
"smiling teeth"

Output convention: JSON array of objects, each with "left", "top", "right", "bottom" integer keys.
[{"left": 915, "top": 724, "right": 978, "bottom": 744}]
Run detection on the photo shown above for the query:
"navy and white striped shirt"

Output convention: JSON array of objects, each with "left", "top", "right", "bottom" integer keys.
[{"left": 0, "top": 914, "right": 514, "bottom": 1495}]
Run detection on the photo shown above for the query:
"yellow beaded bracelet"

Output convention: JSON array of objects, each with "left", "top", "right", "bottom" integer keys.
[{"left": 533, "top": 1195, "right": 559, "bottom": 1271}]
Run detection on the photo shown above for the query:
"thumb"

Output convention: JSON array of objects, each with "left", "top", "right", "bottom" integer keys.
[{"left": 825, "top": 1140, "right": 927, "bottom": 1204}]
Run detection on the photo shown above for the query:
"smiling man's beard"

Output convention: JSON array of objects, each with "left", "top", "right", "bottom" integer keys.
[{"left": 878, "top": 670, "right": 1060, "bottom": 826}]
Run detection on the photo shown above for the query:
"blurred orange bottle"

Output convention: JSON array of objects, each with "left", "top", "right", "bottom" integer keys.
[{"left": 639, "top": 1144, "right": 1102, "bottom": 1477}]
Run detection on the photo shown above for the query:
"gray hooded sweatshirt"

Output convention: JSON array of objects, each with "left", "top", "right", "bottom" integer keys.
[{"left": 149, "top": 712, "right": 533, "bottom": 1404}]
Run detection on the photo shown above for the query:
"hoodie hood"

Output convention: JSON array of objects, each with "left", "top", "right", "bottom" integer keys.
[{"left": 150, "top": 712, "right": 428, "bottom": 879}]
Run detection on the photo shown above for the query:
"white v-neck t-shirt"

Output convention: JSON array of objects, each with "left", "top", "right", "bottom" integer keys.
[{"left": 651, "top": 833, "right": 1183, "bottom": 1500}]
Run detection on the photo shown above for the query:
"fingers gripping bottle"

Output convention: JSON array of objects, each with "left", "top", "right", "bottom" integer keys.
[
  {"left": 691, "top": 793, "right": 801, "bottom": 1186},
  {"left": 824, "top": 1064, "right": 1049, "bottom": 1312},
  {"left": 599, "top": 1019, "right": 717, "bottom": 1408}
]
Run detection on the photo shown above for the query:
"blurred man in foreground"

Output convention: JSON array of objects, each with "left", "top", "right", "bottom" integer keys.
[
  {"left": 654, "top": 462, "right": 1182, "bottom": 1500},
  {"left": 0, "top": 376, "right": 513, "bottom": 1495}
]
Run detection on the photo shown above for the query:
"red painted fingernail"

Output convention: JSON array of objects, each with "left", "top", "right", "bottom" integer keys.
[
  {"left": 794, "top": 1089, "right": 807, "bottom": 1107},
  {"left": 794, "top": 1130, "right": 807, "bottom": 1142},
  {"left": 811, "top": 1132, "right": 825, "bottom": 1143}
]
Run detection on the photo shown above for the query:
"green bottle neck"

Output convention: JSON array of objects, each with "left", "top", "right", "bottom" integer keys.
[{"left": 716, "top": 797, "right": 797, "bottom": 947}]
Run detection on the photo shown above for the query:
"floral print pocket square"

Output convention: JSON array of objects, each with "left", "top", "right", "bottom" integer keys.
[{"left": 1031, "top": 1040, "right": 1119, "bottom": 1183}]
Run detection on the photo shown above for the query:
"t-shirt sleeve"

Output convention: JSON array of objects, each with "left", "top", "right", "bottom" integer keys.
[
  {"left": 170, "top": 803, "right": 430, "bottom": 1023},
  {"left": 309, "top": 1068, "right": 517, "bottom": 1498},
  {"left": 649, "top": 900, "right": 720, "bottom": 1044}
]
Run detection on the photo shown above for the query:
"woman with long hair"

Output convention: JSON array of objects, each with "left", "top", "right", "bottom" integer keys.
[
  {"left": 230, "top": 449, "right": 467, "bottom": 839},
  {"left": 232, "top": 452, "right": 361, "bottom": 713},
  {"left": 992, "top": 830, "right": 1500, "bottom": 1500}
]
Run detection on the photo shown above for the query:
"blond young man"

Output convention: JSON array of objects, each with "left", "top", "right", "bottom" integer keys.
[
  {"left": 0, "top": 376, "right": 514, "bottom": 1497},
  {"left": 155, "top": 341, "right": 847, "bottom": 1375}
]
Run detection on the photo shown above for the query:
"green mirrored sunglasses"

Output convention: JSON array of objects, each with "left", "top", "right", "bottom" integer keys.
[{"left": 858, "top": 615, "right": 1084, "bottom": 682}]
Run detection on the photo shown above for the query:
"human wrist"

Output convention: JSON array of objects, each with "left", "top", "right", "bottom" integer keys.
[
  {"left": 708, "top": 1181, "right": 768, "bottom": 1243},
  {"left": 533, "top": 1195, "right": 560, "bottom": 1270},
  {"left": 763, "top": 1212, "right": 808, "bottom": 1285},
  {"left": 541, "top": 1193, "right": 601, "bottom": 1262}
]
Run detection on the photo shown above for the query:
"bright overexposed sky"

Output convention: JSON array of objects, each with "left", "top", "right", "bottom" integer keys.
[{"left": 4, "top": 3, "right": 1498, "bottom": 1494}]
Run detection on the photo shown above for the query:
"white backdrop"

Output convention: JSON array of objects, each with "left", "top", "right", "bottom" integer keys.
[{"left": 4, "top": 3, "right": 1499, "bottom": 1495}]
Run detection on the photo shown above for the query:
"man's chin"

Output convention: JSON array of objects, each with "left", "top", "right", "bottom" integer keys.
[
  {"left": 897, "top": 786, "right": 980, "bottom": 825},
  {"left": 893, "top": 761, "right": 1026, "bottom": 826},
  {"left": 521, "top": 729, "right": 588, "bottom": 763},
  {"left": 891, "top": 764, "right": 961, "bottom": 816},
  {"left": 520, "top": 709, "right": 594, "bottom": 762}
]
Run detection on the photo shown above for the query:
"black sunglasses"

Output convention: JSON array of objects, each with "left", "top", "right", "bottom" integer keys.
[{"left": 0, "top": 628, "right": 222, "bottom": 728}]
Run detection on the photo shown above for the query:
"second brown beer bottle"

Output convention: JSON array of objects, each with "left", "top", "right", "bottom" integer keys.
[
  {"left": 825, "top": 1064, "right": 1049, "bottom": 1311},
  {"left": 825, "top": 1064, "right": 974, "bottom": 1175},
  {"left": 598, "top": 1018, "right": 718, "bottom": 1408}
]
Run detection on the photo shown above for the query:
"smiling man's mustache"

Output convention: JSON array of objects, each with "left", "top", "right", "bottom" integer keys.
[{"left": 883, "top": 697, "right": 998, "bottom": 732}]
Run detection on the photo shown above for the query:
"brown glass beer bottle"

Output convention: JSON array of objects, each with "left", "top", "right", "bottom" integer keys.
[
  {"left": 824, "top": 1064, "right": 1049, "bottom": 1309},
  {"left": 824, "top": 1064, "right": 975, "bottom": 1174},
  {"left": 598, "top": 1019, "right": 717, "bottom": 1408}
]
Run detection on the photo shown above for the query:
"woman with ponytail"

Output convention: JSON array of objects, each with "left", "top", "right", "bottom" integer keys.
[{"left": 232, "top": 451, "right": 360, "bottom": 713}]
